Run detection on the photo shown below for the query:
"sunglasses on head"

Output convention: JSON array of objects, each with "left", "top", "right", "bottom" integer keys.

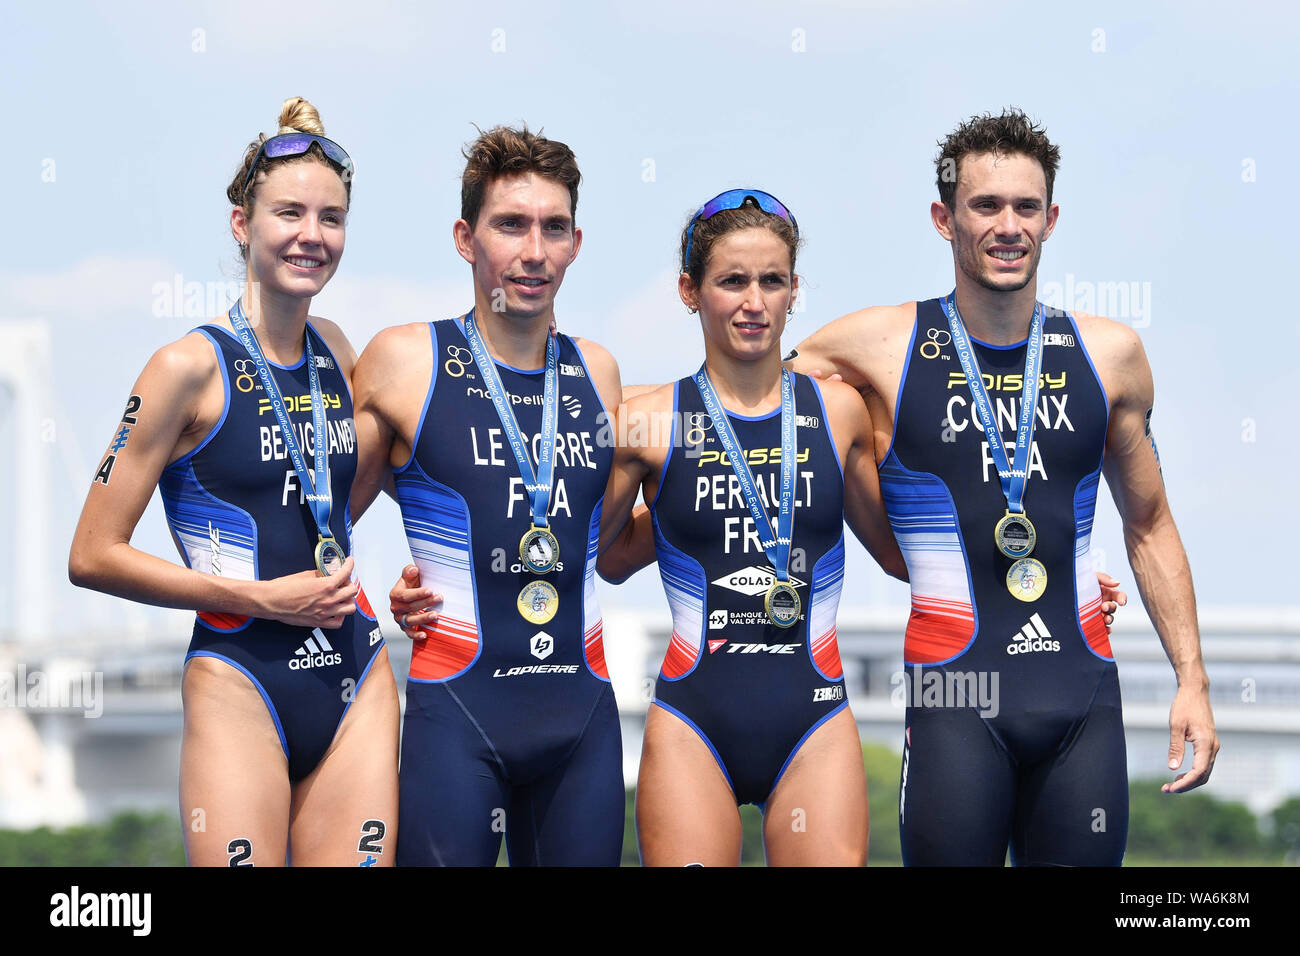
[
  {"left": 241, "top": 133, "right": 354, "bottom": 197},
  {"left": 683, "top": 188, "right": 799, "bottom": 271}
]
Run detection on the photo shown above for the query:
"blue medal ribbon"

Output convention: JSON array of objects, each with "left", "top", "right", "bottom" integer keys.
[
  {"left": 462, "top": 310, "right": 559, "bottom": 529},
  {"left": 228, "top": 300, "right": 335, "bottom": 542},
  {"left": 942, "top": 292, "right": 1044, "bottom": 516},
  {"left": 693, "top": 365, "right": 797, "bottom": 582}
]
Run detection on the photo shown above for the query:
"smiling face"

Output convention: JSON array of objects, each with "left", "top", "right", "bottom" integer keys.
[
  {"left": 454, "top": 172, "right": 582, "bottom": 323},
  {"left": 231, "top": 159, "right": 348, "bottom": 299},
  {"left": 936, "top": 151, "right": 1058, "bottom": 293},
  {"left": 681, "top": 227, "right": 796, "bottom": 362}
]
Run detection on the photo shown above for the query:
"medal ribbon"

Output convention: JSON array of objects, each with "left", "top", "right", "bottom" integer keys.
[
  {"left": 228, "top": 300, "right": 334, "bottom": 540},
  {"left": 694, "top": 365, "right": 796, "bottom": 582},
  {"left": 943, "top": 293, "right": 1044, "bottom": 516},
  {"left": 463, "top": 309, "right": 559, "bottom": 529}
]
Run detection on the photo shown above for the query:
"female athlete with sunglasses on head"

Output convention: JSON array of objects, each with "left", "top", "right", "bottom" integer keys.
[
  {"left": 588, "top": 189, "right": 906, "bottom": 865},
  {"left": 69, "top": 98, "right": 398, "bottom": 866}
]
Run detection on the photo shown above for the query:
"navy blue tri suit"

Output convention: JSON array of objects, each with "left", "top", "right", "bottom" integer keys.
[
  {"left": 880, "top": 297, "right": 1127, "bottom": 865},
  {"left": 650, "top": 373, "right": 849, "bottom": 808},
  {"left": 395, "top": 317, "right": 621, "bottom": 866},
  {"left": 161, "top": 324, "right": 385, "bottom": 784}
]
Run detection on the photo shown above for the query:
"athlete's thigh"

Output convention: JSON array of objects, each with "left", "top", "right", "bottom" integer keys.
[
  {"left": 180, "top": 657, "right": 290, "bottom": 867},
  {"left": 1013, "top": 675, "right": 1128, "bottom": 866},
  {"left": 763, "top": 707, "right": 868, "bottom": 867},
  {"left": 636, "top": 703, "right": 742, "bottom": 867},
  {"left": 507, "top": 688, "right": 624, "bottom": 867},
  {"left": 396, "top": 681, "right": 509, "bottom": 866},
  {"left": 900, "top": 704, "right": 1016, "bottom": 866},
  {"left": 288, "top": 647, "right": 400, "bottom": 867}
]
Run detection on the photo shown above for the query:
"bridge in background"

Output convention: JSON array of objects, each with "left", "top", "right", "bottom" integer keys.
[{"left": 2, "top": 606, "right": 1297, "bottom": 828}]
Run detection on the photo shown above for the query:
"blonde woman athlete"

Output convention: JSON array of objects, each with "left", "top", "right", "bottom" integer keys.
[{"left": 69, "top": 98, "right": 398, "bottom": 866}]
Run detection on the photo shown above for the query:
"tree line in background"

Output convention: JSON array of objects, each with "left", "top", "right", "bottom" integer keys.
[{"left": 2, "top": 745, "right": 1296, "bottom": 866}]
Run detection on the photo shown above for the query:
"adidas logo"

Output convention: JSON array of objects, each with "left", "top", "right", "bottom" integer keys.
[
  {"left": 1005, "top": 613, "right": 1060, "bottom": 655},
  {"left": 290, "top": 629, "right": 343, "bottom": 670}
]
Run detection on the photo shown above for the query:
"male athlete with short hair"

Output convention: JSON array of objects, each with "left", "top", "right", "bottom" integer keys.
[
  {"left": 350, "top": 126, "right": 625, "bottom": 865},
  {"left": 791, "top": 108, "right": 1218, "bottom": 865}
]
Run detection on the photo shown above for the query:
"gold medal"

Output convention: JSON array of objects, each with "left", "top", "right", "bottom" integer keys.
[
  {"left": 1006, "top": 558, "right": 1047, "bottom": 602},
  {"left": 315, "top": 535, "right": 346, "bottom": 577},
  {"left": 519, "top": 526, "right": 560, "bottom": 574},
  {"left": 517, "top": 580, "right": 559, "bottom": 624},
  {"left": 764, "top": 581, "right": 801, "bottom": 628},
  {"left": 994, "top": 510, "right": 1036, "bottom": 559}
]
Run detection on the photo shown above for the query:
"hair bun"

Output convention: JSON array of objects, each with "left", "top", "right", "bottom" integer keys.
[{"left": 276, "top": 96, "right": 325, "bottom": 136}]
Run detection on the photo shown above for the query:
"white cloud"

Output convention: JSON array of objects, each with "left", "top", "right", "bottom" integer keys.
[
  {"left": 310, "top": 274, "right": 468, "bottom": 352},
  {"left": 565, "top": 267, "right": 686, "bottom": 387},
  {"left": 0, "top": 255, "right": 180, "bottom": 319}
]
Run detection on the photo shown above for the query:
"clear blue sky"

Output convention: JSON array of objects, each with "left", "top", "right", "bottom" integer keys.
[{"left": 1, "top": 0, "right": 1295, "bottom": 634}]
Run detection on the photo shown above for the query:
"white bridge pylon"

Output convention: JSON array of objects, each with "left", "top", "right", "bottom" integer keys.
[{"left": 0, "top": 320, "right": 54, "bottom": 646}]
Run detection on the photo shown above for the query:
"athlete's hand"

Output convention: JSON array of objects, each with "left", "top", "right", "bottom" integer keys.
[
  {"left": 1163, "top": 684, "right": 1219, "bottom": 793},
  {"left": 389, "top": 564, "right": 443, "bottom": 641},
  {"left": 261, "top": 556, "right": 359, "bottom": 629},
  {"left": 1096, "top": 571, "right": 1128, "bottom": 632}
]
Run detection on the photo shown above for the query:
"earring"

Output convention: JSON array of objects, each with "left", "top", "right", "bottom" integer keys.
[
  {"left": 688, "top": 307, "right": 698, "bottom": 315},
  {"left": 786, "top": 307, "right": 794, "bottom": 315}
]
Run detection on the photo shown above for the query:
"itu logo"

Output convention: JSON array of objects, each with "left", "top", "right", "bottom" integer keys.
[
  {"left": 444, "top": 346, "right": 474, "bottom": 378},
  {"left": 919, "top": 327, "right": 952, "bottom": 360}
]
